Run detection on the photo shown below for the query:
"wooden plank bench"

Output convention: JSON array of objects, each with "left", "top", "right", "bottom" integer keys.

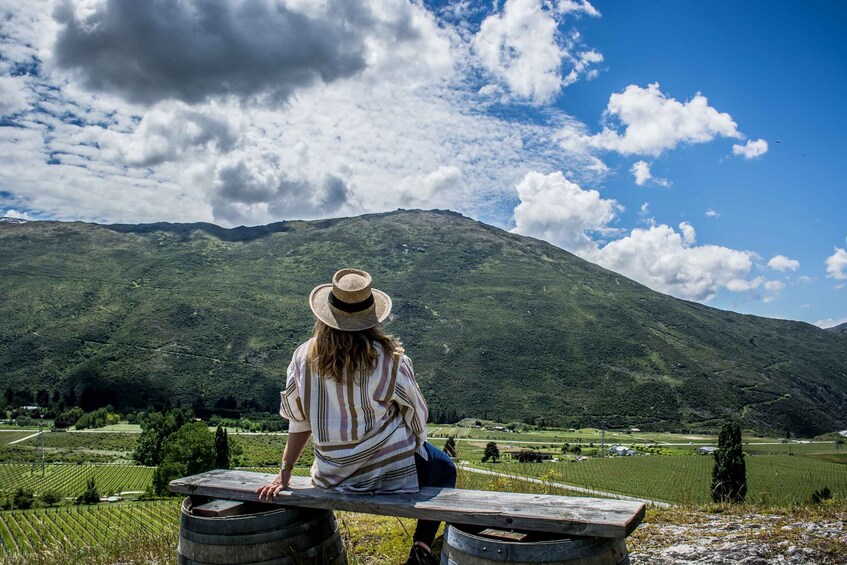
[{"left": 169, "top": 469, "right": 645, "bottom": 540}]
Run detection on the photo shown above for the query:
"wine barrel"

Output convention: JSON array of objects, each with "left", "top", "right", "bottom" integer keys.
[
  {"left": 178, "top": 498, "right": 347, "bottom": 565},
  {"left": 440, "top": 524, "right": 629, "bottom": 565}
]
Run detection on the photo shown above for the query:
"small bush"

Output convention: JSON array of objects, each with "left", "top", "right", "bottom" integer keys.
[
  {"left": 811, "top": 486, "right": 832, "bottom": 504},
  {"left": 40, "top": 490, "right": 62, "bottom": 506}
]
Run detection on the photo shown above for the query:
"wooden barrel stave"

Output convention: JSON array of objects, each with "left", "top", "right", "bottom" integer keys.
[
  {"left": 441, "top": 524, "right": 629, "bottom": 565},
  {"left": 178, "top": 497, "right": 347, "bottom": 565}
]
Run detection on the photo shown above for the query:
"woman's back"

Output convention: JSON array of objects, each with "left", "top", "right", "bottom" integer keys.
[{"left": 282, "top": 338, "right": 428, "bottom": 493}]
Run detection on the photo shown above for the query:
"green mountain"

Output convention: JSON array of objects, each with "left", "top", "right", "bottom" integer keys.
[
  {"left": 825, "top": 322, "right": 847, "bottom": 336},
  {"left": 1, "top": 210, "right": 845, "bottom": 435}
]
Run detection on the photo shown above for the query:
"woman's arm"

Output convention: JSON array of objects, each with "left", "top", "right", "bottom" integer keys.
[{"left": 256, "top": 430, "right": 312, "bottom": 500}]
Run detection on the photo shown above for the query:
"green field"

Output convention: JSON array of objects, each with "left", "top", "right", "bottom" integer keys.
[
  {"left": 0, "top": 431, "right": 141, "bottom": 465},
  {"left": 0, "top": 432, "right": 38, "bottom": 445},
  {"left": 28, "top": 432, "right": 138, "bottom": 452},
  {"left": 0, "top": 500, "right": 179, "bottom": 557},
  {"left": 473, "top": 453, "right": 847, "bottom": 505},
  {"left": 0, "top": 464, "right": 153, "bottom": 498}
]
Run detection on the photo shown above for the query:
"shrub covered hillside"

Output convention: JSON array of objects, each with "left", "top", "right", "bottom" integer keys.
[{"left": 1, "top": 210, "right": 846, "bottom": 435}]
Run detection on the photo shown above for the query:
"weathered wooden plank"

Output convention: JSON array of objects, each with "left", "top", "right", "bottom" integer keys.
[
  {"left": 478, "top": 529, "right": 528, "bottom": 542},
  {"left": 169, "top": 470, "right": 645, "bottom": 539},
  {"left": 191, "top": 499, "right": 251, "bottom": 517}
]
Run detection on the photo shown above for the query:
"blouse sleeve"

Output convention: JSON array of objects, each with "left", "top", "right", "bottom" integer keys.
[
  {"left": 392, "top": 354, "right": 428, "bottom": 439},
  {"left": 279, "top": 344, "right": 311, "bottom": 433}
]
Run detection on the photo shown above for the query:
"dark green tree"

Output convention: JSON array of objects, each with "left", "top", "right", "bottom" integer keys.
[
  {"left": 482, "top": 441, "right": 500, "bottom": 463},
  {"left": 214, "top": 425, "right": 230, "bottom": 469},
  {"left": 133, "top": 408, "right": 193, "bottom": 466},
  {"left": 443, "top": 436, "right": 457, "bottom": 458},
  {"left": 54, "top": 406, "right": 84, "bottom": 429},
  {"left": 40, "top": 490, "right": 62, "bottom": 506},
  {"left": 13, "top": 487, "right": 34, "bottom": 510},
  {"left": 153, "top": 422, "right": 217, "bottom": 494},
  {"left": 711, "top": 420, "right": 747, "bottom": 503},
  {"left": 76, "top": 477, "right": 100, "bottom": 505}
]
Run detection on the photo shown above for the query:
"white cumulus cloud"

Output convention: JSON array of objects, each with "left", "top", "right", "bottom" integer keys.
[
  {"left": 764, "top": 280, "right": 785, "bottom": 292},
  {"left": 732, "top": 138, "right": 768, "bottom": 159},
  {"left": 512, "top": 171, "right": 621, "bottom": 254},
  {"left": 767, "top": 254, "right": 800, "bottom": 272},
  {"left": 705, "top": 208, "right": 720, "bottom": 218},
  {"left": 2, "top": 209, "right": 34, "bottom": 220},
  {"left": 630, "top": 160, "right": 670, "bottom": 187},
  {"left": 473, "top": 0, "right": 600, "bottom": 103},
  {"left": 562, "top": 83, "right": 742, "bottom": 157},
  {"left": 512, "top": 171, "right": 759, "bottom": 302},
  {"left": 826, "top": 240, "right": 847, "bottom": 280},
  {"left": 594, "top": 223, "right": 755, "bottom": 302}
]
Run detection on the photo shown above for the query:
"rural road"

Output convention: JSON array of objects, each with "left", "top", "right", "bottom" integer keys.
[{"left": 458, "top": 463, "right": 672, "bottom": 508}]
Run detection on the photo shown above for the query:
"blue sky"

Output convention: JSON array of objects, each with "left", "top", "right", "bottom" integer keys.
[{"left": 0, "top": 0, "right": 845, "bottom": 327}]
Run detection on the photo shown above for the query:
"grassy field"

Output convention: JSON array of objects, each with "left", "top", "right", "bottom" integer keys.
[
  {"left": 0, "top": 465, "right": 153, "bottom": 498},
  {"left": 472, "top": 453, "right": 847, "bottom": 505},
  {"left": 0, "top": 432, "right": 140, "bottom": 465},
  {"left": 0, "top": 433, "right": 39, "bottom": 445}
]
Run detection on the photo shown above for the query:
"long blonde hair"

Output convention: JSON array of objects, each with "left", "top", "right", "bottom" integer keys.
[{"left": 307, "top": 320, "right": 403, "bottom": 382}]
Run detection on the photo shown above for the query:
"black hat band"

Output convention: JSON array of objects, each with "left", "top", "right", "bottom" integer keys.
[{"left": 329, "top": 292, "right": 374, "bottom": 313}]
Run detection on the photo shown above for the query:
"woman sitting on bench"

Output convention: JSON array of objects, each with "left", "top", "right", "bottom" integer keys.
[{"left": 257, "top": 268, "right": 456, "bottom": 565}]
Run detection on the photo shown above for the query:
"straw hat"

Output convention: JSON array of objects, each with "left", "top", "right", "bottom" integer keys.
[{"left": 309, "top": 269, "right": 392, "bottom": 331}]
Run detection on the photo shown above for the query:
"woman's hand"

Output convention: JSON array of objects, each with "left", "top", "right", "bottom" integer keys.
[{"left": 255, "top": 470, "right": 291, "bottom": 501}]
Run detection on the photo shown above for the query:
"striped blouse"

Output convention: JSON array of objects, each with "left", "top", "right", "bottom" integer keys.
[{"left": 279, "top": 339, "right": 429, "bottom": 494}]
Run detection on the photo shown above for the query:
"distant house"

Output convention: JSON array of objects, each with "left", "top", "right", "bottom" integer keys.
[
  {"left": 609, "top": 445, "right": 638, "bottom": 456},
  {"left": 697, "top": 446, "right": 718, "bottom": 455}
]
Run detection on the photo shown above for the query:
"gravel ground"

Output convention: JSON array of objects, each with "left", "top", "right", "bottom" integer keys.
[{"left": 629, "top": 508, "right": 847, "bottom": 564}]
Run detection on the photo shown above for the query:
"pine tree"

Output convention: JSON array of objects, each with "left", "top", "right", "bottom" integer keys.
[
  {"left": 215, "top": 425, "right": 230, "bottom": 469},
  {"left": 711, "top": 420, "right": 747, "bottom": 503},
  {"left": 443, "top": 436, "right": 457, "bottom": 458},
  {"left": 76, "top": 477, "right": 100, "bottom": 505}
]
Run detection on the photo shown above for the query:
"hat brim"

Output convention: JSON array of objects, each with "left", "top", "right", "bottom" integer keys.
[{"left": 309, "top": 284, "right": 392, "bottom": 331}]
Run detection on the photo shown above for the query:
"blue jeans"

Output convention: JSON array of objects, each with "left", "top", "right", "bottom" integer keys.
[{"left": 413, "top": 442, "right": 457, "bottom": 546}]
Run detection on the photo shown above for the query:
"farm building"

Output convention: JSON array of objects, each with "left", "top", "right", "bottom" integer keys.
[
  {"left": 609, "top": 445, "right": 638, "bottom": 456},
  {"left": 697, "top": 446, "right": 718, "bottom": 455}
]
